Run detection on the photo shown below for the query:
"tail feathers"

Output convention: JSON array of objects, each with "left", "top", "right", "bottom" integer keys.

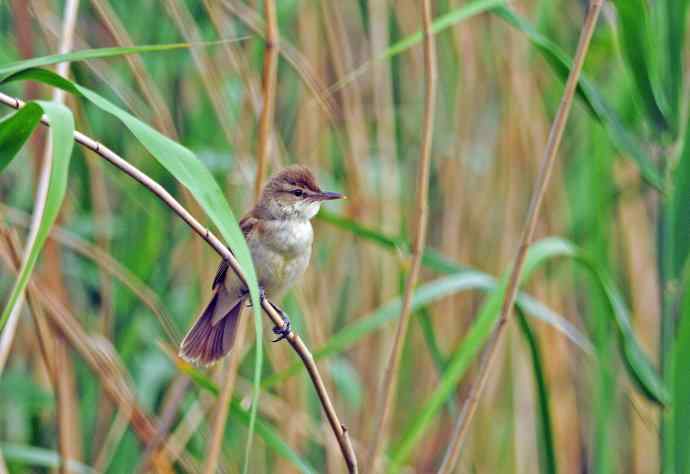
[{"left": 179, "top": 292, "right": 244, "bottom": 366}]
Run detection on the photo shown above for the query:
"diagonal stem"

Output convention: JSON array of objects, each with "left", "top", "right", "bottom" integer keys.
[
  {"left": 437, "top": 1, "right": 604, "bottom": 472},
  {"left": 0, "top": 90, "right": 358, "bottom": 473}
]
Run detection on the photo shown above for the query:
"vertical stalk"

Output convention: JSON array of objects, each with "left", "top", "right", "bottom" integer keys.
[
  {"left": 367, "top": 1, "right": 437, "bottom": 470},
  {"left": 254, "top": 0, "right": 279, "bottom": 200},
  {"left": 437, "top": 2, "right": 604, "bottom": 472}
]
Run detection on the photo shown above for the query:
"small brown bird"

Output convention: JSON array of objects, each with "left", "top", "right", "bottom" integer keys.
[{"left": 179, "top": 165, "right": 344, "bottom": 365}]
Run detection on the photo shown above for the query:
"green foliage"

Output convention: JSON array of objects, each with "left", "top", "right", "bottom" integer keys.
[
  {"left": 0, "top": 103, "right": 42, "bottom": 172},
  {"left": 0, "top": 101, "right": 74, "bottom": 331}
]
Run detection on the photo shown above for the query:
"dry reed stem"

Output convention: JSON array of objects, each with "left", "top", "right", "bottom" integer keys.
[
  {"left": 202, "top": 314, "right": 248, "bottom": 474},
  {"left": 46, "top": 5, "right": 82, "bottom": 470},
  {"left": 253, "top": 0, "right": 279, "bottom": 200},
  {"left": 1, "top": 204, "right": 179, "bottom": 342},
  {"left": 437, "top": 2, "right": 604, "bottom": 472},
  {"left": 0, "top": 91, "right": 358, "bottom": 473},
  {"left": 366, "top": 1, "right": 437, "bottom": 470}
]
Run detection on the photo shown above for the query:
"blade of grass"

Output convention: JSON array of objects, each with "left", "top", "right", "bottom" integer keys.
[
  {"left": 0, "top": 40, "right": 247, "bottom": 79},
  {"left": 328, "top": 0, "right": 507, "bottom": 93},
  {"left": 0, "top": 444, "right": 96, "bottom": 474},
  {"left": 391, "top": 237, "right": 667, "bottom": 470},
  {"left": 0, "top": 101, "right": 74, "bottom": 333},
  {"left": 609, "top": 0, "right": 669, "bottom": 130},
  {"left": 262, "top": 262, "right": 591, "bottom": 390},
  {"left": 516, "top": 310, "right": 557, "bottom": 474},
  {"left": 0, "top": 102, "right": 42, "bottom": 172}
]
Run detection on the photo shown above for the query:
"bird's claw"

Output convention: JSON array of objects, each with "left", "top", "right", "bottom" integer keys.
[{"left": 272, "top": 314, "right": 291, "bottom": 342}]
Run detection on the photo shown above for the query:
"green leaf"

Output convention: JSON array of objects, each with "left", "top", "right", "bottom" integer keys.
[
  {"left": 494, "top": 6, "right": 664, "bottom": 191},
  {"left": 667, "top": 268, "right": 690, "bottom": 474},
  {"left": 516, "top": 310, "right": 558, "bottom": 474},
  {"left": 668, "top": 116, "right": 690, "bottom": 278},
  {"left": 329, "top": 0, "right": 508, "bottom": 91},
  {"left": 610, "top": 0, "right": 669, "bottom": 130},
  {"left": 0, "top": 103, "right": 43, "bottom": 172},
  {"left": 1, "top": 443, "right": 97, "bottom": 474},
  {"left": 0, "top": 41, "right": 243, "bottom": 80},
  {"left": 2, "top": 67, "right": 263, "bottom": 467},
  {"left": 663, "top": 0, "right": 690, "bottom": 128},
  {"left": 389, "top": 238, "right": 667, "bottom": 469},
  {"left": 262, "top": 266, "right": 590, "bottom": 390},
  {"left": 0, "top": 101, "right": 74, "bottom": 331},
  {"left": 173, "top": 360, "right": 317, "bottom": 474}
]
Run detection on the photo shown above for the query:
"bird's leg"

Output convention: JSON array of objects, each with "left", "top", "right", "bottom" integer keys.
[
  {"left": 244, "top": 287, "right": 291, "bottom": 342},
  {"left": 267, "top": 300, "right": 291, "bottom": 343}
]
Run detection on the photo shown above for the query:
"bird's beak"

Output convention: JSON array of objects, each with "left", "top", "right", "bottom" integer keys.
[{"left": 316, "top": 191, "right": 346, "bottom": 201}]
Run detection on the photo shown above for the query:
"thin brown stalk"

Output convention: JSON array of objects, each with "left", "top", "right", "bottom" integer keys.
[
  {"left": 202, "top": 314, "right": 248, "bottom": 474},
  {"left": 136, "top": 376, "right": 192, "bottom": 474},
  {"left": 0, "top": 91, "right": 358, "bottom": 473},
  {"left": 0, "top": 233, "right": 176, "bottom": 474},
  {"left": 254, "top": 0, "right": 279, "bottom": 200},
  {"left": 437, "top": 2, "right": 604, "bottom": 472},
  {"left": 366, "top": 1, "right": 436, "bottom": 471},
  {"left": 220, "top": 0, "right": 337, "bottom": 121},
  {"left": 49, "top": 5, "right": 82, "bottom": 470}
]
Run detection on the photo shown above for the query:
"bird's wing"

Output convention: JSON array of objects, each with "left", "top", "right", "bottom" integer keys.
[{"left": 211, "top": 211, "right": 259, "bottom": 290}]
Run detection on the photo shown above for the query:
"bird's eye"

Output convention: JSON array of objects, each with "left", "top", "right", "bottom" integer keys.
[{"left": 292, "top": 189, "right": 304, "bottom": 197}]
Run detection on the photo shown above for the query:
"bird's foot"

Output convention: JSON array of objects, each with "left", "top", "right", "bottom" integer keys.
[{"left": 271, "top": 308, "right": 291, "bottom": 343}]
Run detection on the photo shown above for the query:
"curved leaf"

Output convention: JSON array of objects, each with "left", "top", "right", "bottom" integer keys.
[
  {"left": 0, "top": 101, "right": 74, "bottom": 331},
  {"left": 1, "top": 67, "right": 264, "bottom": 464},
  {"left": 389, "top": 238, "right": 667, "bottom": 469},
  {"left": 0, "top": 103, "right": 42, "bottom": 172},
  {"left": 610, "top": 0, "right": 669, "bottom": 130},
  {"left": 1, "top": 443, "right": 97, "bottom": 474},
  {"left": 262, "top": 267, "right": 590, "bottom": 390},
  {"left": 0, "top": 40, "right": 246, "bottom": 79},
  {"left": 516, "top": 310, "right": 558, "bottom": 474}
]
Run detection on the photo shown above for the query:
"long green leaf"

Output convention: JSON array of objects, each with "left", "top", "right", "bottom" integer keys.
[
  {"left": 1, "top": 443, "right": 97, "bottom": 474},
  {"left": 610, "top": 0, "right": 669, "bottom": 130},
  {"left": 0, "top": 101, "right": 74, "bottom": 331},
  {"left": 668, "top": 267, "right": 690, "bottom": 474},
  {"left": 663, "top": 0, "right": 690, "bottom": 128},
  {"left": 494, "top": 6, "right": 664, "bottom": 191},
  {"left": 0, "top": 103, "right": 43, "bottom": 172},
  {"left": 329, "top": 0, "right": 507, "bottom": 92},
  {"left": 1, "top": 67, "right": 264, "bottom": 466},
  {"left": 262, "top": 267, "right": 590, "bottom": 390},
  {"left": 516, "top": 310, "right": 557, "bottom": 474},
  {"left": 389, "top": 238, "right": 667, "bottom": 470},
  {"left": 0, "top": 40, "right": 245, "bottom": 79}
]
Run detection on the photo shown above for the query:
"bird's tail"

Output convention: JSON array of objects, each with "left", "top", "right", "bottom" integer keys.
[{"left": 179, "top": 289, "right": 244, "bottom": 366}]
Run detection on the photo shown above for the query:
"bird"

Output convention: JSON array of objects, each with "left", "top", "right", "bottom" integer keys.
[{"left": 179, "top": 165, "right": 344, "bottom": 365}]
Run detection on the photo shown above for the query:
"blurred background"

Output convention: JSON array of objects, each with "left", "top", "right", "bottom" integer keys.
[{"left": 0, "top": 0, "right": 688, "bottom": 473}]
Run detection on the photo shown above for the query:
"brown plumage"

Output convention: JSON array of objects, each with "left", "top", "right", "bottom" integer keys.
[{"left": 179, "top": 165, "right": 344, "bottom": 365}]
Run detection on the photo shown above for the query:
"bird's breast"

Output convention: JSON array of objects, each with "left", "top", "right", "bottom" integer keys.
[{"left": 249, "top": 219, "right": 313, "bottom": 297}]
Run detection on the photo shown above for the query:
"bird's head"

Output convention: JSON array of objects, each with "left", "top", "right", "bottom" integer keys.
[{"left": 258, "top": 165, "right": 345, "bottom": 220}]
